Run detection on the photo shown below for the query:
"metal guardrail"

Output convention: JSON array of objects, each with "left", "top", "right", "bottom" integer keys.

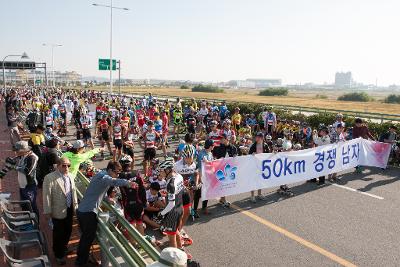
[{"left": 75, "top": 172, "right": 160, "bottom": 266}]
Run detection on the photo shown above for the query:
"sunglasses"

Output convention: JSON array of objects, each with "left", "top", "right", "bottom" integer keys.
[{"left": 61, "top": 164, "right": 71, "bottom": 168}]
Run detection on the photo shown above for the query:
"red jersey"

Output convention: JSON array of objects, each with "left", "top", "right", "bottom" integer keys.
[{"left": 142, "top": 129, "right": 159, "bottom": 148}]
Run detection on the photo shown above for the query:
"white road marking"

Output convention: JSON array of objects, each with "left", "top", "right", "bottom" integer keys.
[{"left": 329, "top": 183, "right": 384, "bottom": 200}]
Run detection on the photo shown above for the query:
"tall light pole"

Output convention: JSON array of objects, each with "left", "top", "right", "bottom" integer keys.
[
  {"left": 93, "top": 1, "right": 129, "bottom": 93},
  {"left": 42, "top": 43, "right": 62, "bottom": 87},
  {"left": 2, "top": 52, "right": 29, "bottom": 92}
]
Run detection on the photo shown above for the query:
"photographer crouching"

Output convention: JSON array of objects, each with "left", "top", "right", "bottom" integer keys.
[{"left": 0, "top": 141, "right": 39, "bottom": 218}]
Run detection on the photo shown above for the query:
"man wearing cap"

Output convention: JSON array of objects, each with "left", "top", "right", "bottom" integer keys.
[
  {"left": 14, "top": 141, "right": 40, "bottom": 217},
  {"left": 63, "top": 140, "right": 102, "bottom": 179},
  {"left": 43, "top": 157, "right": 77, "bottom": 265},
  {"left": 148, "top": 247, "right": 188, "bottom": 267}
]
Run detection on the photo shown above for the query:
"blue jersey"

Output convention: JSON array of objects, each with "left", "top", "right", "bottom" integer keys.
[{"left": 154, "top": 119, "right": 163, "bottom": 133}]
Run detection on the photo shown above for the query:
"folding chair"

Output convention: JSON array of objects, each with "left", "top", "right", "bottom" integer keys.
[
  {"left": 0, "top": 201, "right": 38, "bottom": 231},
  {"left": 1, "top": 218, "right": 48, "bottom": 256},
  {"left": 0, "top": 238, "right": 50, "bottom": 267}
]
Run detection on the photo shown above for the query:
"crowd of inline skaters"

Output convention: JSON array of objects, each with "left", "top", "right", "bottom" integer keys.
[{"left": 2, "top": 86, "right": 399, "bottom": 265}]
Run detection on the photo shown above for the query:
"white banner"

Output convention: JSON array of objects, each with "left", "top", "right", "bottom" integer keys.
[{"left": 201, "top": 138, "right": 391, "bottom": 200}]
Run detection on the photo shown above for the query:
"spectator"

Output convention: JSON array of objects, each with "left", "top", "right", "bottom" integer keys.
[
  {"left": 6, "top": 106, "right": 21, "bottom": 150},
  {"left": 248, "top": 132, "right": 270, "bottom": 202},
  {"left": 63, "top": 140, "right": 101, "bottom": 179},
  {"left": 75, "top": 161, "right": 135, "bottom": 266},
  {"left": 194, "top": 139, "right": 214, "bottom": 215},
  {"left": 310, "top": 127, "right": 331, "bottom": 185},
  {"left": 213, "top": 134, "right": 238, "bottom": 207},
  {"left": 42, "top": 157, "right": 78, "bottom": 265},
  {"left": 30, "top": 124, "right": 45, "bottom": 158},
  {"left": 14, "top": 141, "right": 40, "bottom": 217},
  {"left": 352, "top": 118, "right": 374, "bottom": 140},
  {"left": 379, "top": 125, "right": 397, "bottom": 144},
  {"left": 37, "top": 138, "right": 62, "bottom": 187}
]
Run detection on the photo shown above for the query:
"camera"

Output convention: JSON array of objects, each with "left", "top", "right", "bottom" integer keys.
[{"left": 0, "top": 157, "right": 18, "bottom": 178}]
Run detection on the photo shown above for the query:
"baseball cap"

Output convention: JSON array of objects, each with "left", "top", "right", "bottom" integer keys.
[
  {"left": 72, "top": 140, "right": 85, "bottom": 149},
  {"left": 148, "top": 247, "right": 187, "bottom": 267},
  {"left": 256, "top": 132, "right": 264, "bottom": 138}
]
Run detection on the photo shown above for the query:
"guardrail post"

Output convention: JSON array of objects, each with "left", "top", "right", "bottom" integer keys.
[{"left": 98, "top": 212, "right": 111, "bottom": 267}]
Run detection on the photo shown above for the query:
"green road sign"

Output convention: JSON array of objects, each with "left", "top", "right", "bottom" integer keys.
[
  {"left": 35, "top": 79, "right": 41, "bottom": 85},
  {"left": 98, "top": 59, "right": 117, "bottom": 71}
]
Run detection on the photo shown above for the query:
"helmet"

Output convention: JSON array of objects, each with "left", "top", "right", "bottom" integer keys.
[
  {"left": 210, "top": 120, "right": 218, "bottom": 126},
  {"left": 336, "top": 113, "right": 343, "bottom": 118},
  {"left": 282, "top": 140, "right": 292, "bottom": 151},
  {"left": 119, "top": 155, "right": 132, "bottom": 165},
  {"left": 223, "top": 119, "right": 231, "bottom": 125},
  {"left": 158, "top": 157, "right": 175, "bottom": 171},
  {"left": 181, "top": 145, "right": 195, "bottom": 159},
  {"left": 265, "top": 135, "right": 272, "bottom": 141},
  {"left": 294, "top": 143, "right": 302, "bottom": 150}
]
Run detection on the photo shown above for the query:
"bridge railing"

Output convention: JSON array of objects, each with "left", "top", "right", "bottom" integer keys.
[{"left": 75, "top": 171, "right": 160, "bottom": 267}]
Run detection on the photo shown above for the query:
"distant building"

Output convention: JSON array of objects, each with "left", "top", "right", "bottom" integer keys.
[
  {"left": 246, "top": 79, "right": 282, "bottom": 88},
  {"left": 227, "top": 80, "right": 256, "bottom": 88},
  {"left": 335, "top": 72, "right": 352, "bottom": 88}
]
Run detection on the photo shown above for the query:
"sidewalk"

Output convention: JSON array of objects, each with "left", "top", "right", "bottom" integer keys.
[{"left": 0, "top": 105, "right": 100, "bottom": 267}]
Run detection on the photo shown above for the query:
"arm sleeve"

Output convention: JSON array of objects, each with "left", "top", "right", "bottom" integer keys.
[
  {"left": 82, "top": 148, "right": 100, "bottom": 161},
  {"left": 103, "top": 175, "right": 130, "bottom": 187},
  {"left": 161, "top": 179, "right": 176, "bottom": 216},
  {"left": 24, "top": 155, "right": 38, "bottom": 177},
  {"left": 161, "top": 200, "right": 175, "bottom": 216}
]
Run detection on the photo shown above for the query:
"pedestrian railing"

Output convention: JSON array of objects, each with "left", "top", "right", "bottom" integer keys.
[{"left": 75, "top": 172, "right": 160, "bottom": 267}]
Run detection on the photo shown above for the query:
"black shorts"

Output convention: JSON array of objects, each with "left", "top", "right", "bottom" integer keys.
[
  {"left": 101, "top": 131, "right": 110, "bottom": 142},
  {"left": 124, "top": 204, "right": 144, "bottom": 223},
  {"left": 113, "top": 139, "right": 123, "bottom": 149},
  {"left": 162, "top": 207, "right": 183, "bottom": 235},
  {"left": 144, "top": 147, "right": 156, "bottom": 161},
  {"left": 82, "top": 129, "right": 91, "bottom": 140},
  {"left": 267, "top": 124, "right": 273, "bottom": 134},
  {"left": 123, "top": 145, "right": 134, "bottom": 157},
  {"left": 187, "top": 125, "right": 195, "bottom": 134},
  {"left": 182, "top": 190, "right": 191, "bottom": 208}
]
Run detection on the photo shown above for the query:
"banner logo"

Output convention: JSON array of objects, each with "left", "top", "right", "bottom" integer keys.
[{"left": 215, "top": 164, "right": 237, "bottom": 181}]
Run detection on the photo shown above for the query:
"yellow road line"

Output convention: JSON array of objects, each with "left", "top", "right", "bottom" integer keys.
[{"left": 230, "top": 204, "right": 357, "bottom": 267}]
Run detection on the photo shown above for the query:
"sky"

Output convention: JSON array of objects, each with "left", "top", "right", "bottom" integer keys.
[{"left": 1, "top": 0, "right": 400, "bottom": 85}]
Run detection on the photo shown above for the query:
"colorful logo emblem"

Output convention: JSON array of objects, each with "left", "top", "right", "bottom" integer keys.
[{"left": 215, "top": 164, "right": 237, "bottom": 181}]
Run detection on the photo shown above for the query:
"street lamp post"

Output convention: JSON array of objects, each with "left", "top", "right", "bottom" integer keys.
[
  {"left": 2, "top": 52, "right": 29, "bottom": 92},
  {"left": 93, "top": 1, "right": 129, "bottom": 93},
  {"left": 42, "top": 43, "right": 62, "bottom": 87}
]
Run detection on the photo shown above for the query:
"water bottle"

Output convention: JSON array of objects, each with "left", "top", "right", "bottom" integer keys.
[{"left": 48, "top": 219, "right": 53, "bottom": 230}]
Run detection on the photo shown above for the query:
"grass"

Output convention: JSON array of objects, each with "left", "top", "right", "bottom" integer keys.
[{"left": 78, "top": 86, "right": 400, "bottom": 115}]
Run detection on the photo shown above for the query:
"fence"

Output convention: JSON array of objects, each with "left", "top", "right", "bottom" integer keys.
[{"left": 75, "top": 171, "right": 160, "bottom": 267}]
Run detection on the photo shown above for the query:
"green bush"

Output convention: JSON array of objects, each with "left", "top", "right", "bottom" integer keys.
[
  {"left": 315, "top": 94, "right": 328, "bottom": 99},
  {"left": 384, "top": 94, "right": 400, "bottom": 104},
  {"left": 192, "top": 84, "right": 224, "bottom": 93},
  {"left": 180, "top": 85, "right": 190, "bottom": 89},
  {"left": 259, "top": 88, "right": 288, "bottom": 96},
  {"left": 226, "top": 101, "right": 397, "bottom": 137},
  {"left": 337, "top": 92, "right": 372, "bottom": 102}
]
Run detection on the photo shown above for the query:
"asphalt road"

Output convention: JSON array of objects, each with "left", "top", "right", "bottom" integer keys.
[{"left": 63, "top": 107, "right": 400, "bottom": 267}]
